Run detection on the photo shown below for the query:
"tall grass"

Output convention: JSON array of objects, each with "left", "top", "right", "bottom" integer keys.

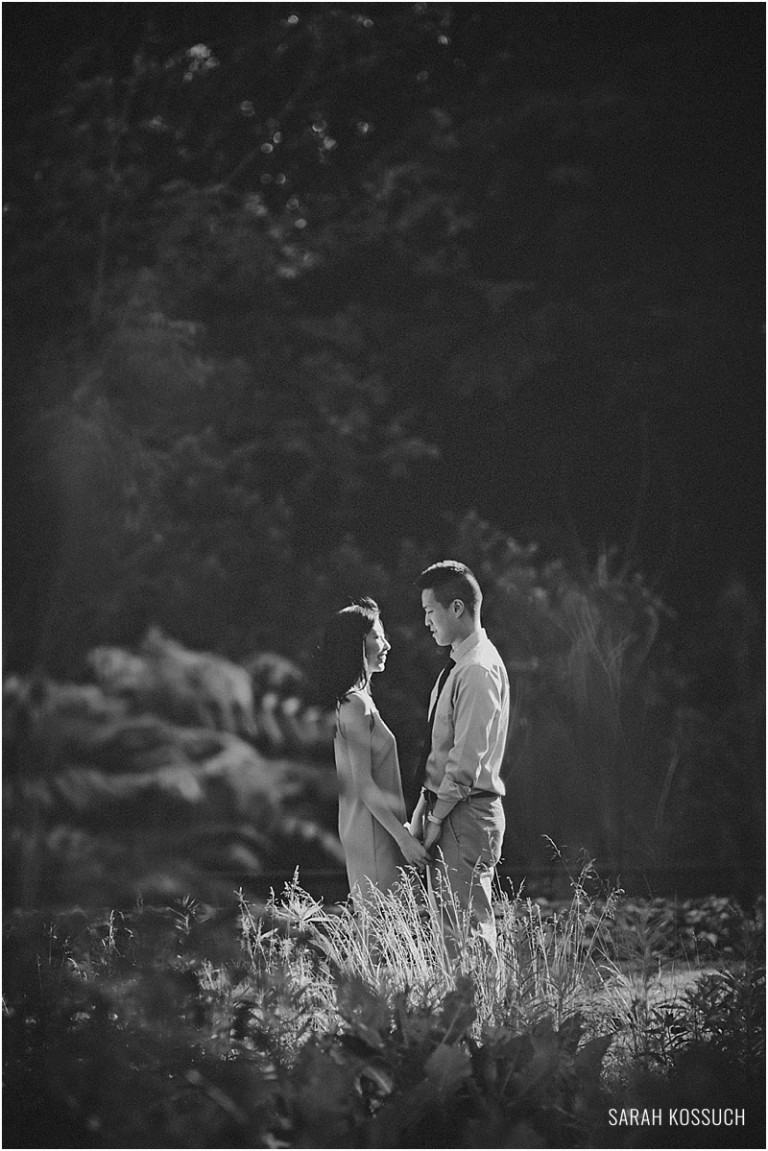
[{"left": 239, "top": 860, "right": 625, "bottom": 1039}]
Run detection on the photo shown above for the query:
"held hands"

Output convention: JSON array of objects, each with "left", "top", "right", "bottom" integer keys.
[
  {"left": 407, "top": 793, "right": 428, "bottom": 840},
  {"left": 400, "top": 830, "right": 431, "bottom": 871}
]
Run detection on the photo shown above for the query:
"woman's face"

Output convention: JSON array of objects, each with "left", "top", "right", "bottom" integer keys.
[{"left": 364, "top": 619, "right": 391, "bottom": 675}]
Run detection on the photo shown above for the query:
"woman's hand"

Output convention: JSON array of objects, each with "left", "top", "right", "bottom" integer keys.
[{"left": 399, "top": 830, "right": 431, "bottom": 870}]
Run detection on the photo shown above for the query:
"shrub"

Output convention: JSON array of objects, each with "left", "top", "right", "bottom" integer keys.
[{"left": 3, "top": 878, "right": 763, "bottom": 1148}]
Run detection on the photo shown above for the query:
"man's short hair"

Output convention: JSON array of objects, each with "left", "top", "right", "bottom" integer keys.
[{"left": 416, "top": 560, "right": 482, "bottom": 614}]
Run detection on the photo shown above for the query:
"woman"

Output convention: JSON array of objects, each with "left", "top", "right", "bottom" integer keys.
[{"left": 317, "top": 598, "right": 430, "bottom": 904}]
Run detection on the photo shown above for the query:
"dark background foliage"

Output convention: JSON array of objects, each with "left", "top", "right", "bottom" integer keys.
[{"left": 3, "top": 3, "right": 764, "bottom": 894}]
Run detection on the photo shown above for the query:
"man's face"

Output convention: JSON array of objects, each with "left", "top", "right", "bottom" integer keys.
[{"left": 421, "top": 588, "right": 461, "bottom": 648}]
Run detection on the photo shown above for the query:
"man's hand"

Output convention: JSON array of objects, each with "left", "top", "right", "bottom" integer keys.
[{"left": 423, "top": 819, "right": 442, "bottom": 854}]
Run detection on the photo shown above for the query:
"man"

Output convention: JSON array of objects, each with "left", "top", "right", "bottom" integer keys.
[{"left": 411, "top": 560, "right": 510, "bottom": 946}]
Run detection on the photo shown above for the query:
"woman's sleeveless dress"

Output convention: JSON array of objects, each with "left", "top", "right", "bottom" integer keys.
[{"left": 335, "top": 690, "right": 407, "bottom": 901}]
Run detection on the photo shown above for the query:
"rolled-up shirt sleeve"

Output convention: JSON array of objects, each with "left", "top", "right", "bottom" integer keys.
[{"left": 432, "top": 665, "right": 500, "bottom": 820}]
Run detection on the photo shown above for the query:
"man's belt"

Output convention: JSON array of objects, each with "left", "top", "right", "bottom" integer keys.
[{"left": 422, "top": 787, "right": 500, "bottom": 803}]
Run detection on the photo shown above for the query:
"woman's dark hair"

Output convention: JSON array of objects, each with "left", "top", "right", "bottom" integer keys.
[{"left": 316, "top": 597, "right": 380, "bottom": 706}]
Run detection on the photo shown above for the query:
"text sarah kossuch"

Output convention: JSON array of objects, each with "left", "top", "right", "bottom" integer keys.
[{"left": 608, "top": 1107, "right": 745, "bottom": 1128}]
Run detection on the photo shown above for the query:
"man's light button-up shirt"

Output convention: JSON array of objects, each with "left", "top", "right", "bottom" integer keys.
[{"left": 424, "top": 628, "right": 510, "bottom": 820}]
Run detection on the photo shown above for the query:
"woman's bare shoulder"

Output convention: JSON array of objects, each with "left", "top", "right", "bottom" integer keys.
[{"left": 338, "top": 690, "right": 374, "bottom": 724}]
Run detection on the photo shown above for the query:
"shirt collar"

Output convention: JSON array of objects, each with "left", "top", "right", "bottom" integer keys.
[{"left": 451, "top": 628, "right": 486, "bottom": 664}]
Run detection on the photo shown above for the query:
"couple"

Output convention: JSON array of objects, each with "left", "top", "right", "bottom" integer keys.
[{"left": 318, "top": 561, "right": 510, "bottom": 944}]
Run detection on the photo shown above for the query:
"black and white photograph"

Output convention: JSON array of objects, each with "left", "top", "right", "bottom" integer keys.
[{"left": 3, "top": 3, "right": 765, "bottom": 1148}]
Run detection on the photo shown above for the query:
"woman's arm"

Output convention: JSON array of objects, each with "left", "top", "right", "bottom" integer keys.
[{"left": 338, "top": 696, "right": 430, "bottom": 868}]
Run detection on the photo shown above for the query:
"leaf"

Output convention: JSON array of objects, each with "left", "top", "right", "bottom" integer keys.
[
  {"left": 291, "top": 1043, "right": 360, "bottom": 1138},
  {"left": 424, "top": 1042, "right": 472, "bottom": 1096},
  {"left": 393, "top": 999, "right": 434, "bottom": 1046},
  {"left": 522, "top": 1023, "right": 563, "bottom": 1087},
  {"left": 556, "top": 1012, "right": 584, "bottom": 1055},
  {"left": 437, "top": 976, "right": 477, "bottom": 1043},
  {"left": 358, "top": 1060, "right": 395, "bottom": 1097},
  {"left": 574, "top": 1033, "right": 614, "bottom": 1081},
  {"left": 336, "top": 976, "right": 391, "bottom": 1050}
]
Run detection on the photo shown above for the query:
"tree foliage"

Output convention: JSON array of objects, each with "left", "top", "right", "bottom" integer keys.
[{"left": 3, "top": 5, "right": 763, "bottom": 875}]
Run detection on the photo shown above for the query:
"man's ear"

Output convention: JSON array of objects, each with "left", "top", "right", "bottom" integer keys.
[{"left": 452, "top": 599, "right": 466, "bottom": 617}]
